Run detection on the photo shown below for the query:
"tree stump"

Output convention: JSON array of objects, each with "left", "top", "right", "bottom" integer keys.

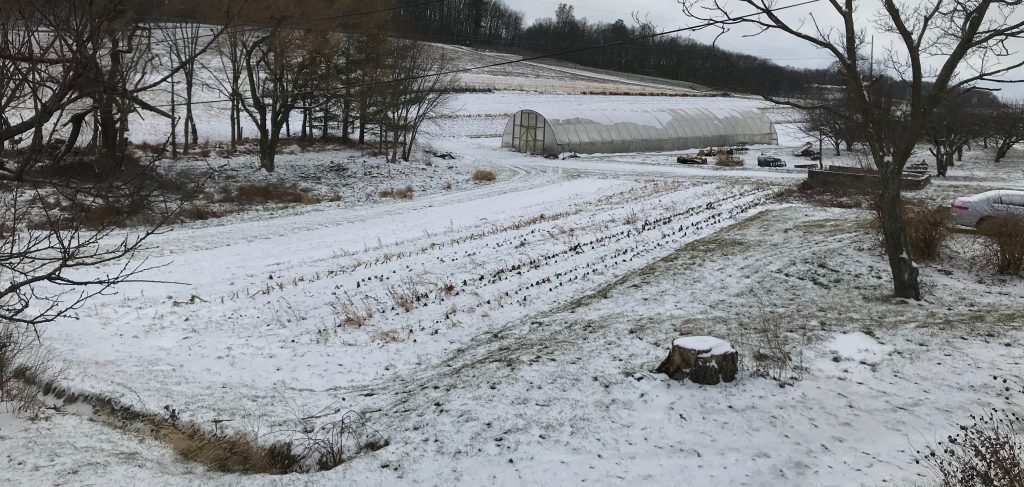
[{"left": 656, "top": 336, "right": 738, "bottom": 385}]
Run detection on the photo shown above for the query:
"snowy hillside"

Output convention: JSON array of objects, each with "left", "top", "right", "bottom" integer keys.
[{"left": 3, "top": 43, "right": 1024, "bottom": 487}]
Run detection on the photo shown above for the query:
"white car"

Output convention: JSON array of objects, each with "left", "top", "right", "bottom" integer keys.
[{"left": 950, "top": 190, "right": 1024, "bottom": 228}]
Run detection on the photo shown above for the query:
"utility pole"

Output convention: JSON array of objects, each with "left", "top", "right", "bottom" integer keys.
[
  {"left": 171, "top": 74, "right": 178, "bottom": 160},
  {"left": 869, "top": 36, "right": 874, "bottom": 79}
]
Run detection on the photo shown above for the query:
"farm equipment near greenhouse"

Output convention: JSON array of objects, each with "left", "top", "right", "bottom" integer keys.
[
  {"left": 793, "top": 142, "right": 821, "bottom": 160},
  {"left": 676, "top": 155, "right": 708, "bottom": 165},
  {"left": 757, "top": 154, "right": 786, "bottom": 167}
]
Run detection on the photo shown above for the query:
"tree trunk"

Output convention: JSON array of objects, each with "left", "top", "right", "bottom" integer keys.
[
  {"left": 258, "top": 133, "right": 276, "bottom": 172},
  {"left": 995, "top": 142, "right": 1012, "bottom": 163},
  {"left": 301, "top": 107, "right": 308, "bottom": 139},
  {"left": 932, "top": 147, "right": 946, "bottom": 176},
  {"left": 322, "top": 107, "right": 330, "bottom": 140},
  {"left": 342, "top": 88, "right": 351, "bottom": 143},
  {"left": 229, "top": 100, "right": 237, "bottom": 151},
  {"left": 877, "top": 174, "right": 921, "bottom": 300},
  {"left": 99, "top": 96, "right": 119, "bottom": 162},
  {"left": 234, "top": 98, "right": 243, "bottom": 146},
  {"left": 358, "top": 111, "right": 366, "bottom": 145}
]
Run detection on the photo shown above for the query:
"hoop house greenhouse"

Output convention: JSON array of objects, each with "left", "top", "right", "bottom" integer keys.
[{"left": 501, "top": 107, "right": 778, "bottom": 156}]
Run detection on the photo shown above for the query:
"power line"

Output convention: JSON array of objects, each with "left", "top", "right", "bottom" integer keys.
[
  {"left": 3, "top": 0, "right": 446, "bottom": 48},
  {"left": 146, "top": 0, "right": 823, "bottom": 109},
  {"left": 142, "top": 0, "right": 449, "bottom": 47},
  {"left": 2, "top": 0, "right": 825, "bottom": 112}
]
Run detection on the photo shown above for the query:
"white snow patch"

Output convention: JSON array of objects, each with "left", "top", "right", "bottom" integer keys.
[{"left": 828, "top": 332, "right": 893, "bottom": 364}]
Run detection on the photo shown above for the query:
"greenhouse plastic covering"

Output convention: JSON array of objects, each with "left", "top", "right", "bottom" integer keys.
[{"left": 501, "top": 107, "right": 778, "bottom": 155}]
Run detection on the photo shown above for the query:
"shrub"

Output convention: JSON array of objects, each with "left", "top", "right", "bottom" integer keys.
[
  {"left": 904, "top": 204, "right": 951, "bottom": 262},
  {"left": 979, "top": 217, "right": 1024, "bottom": 275},
  {"left": 0, "top": 322, "right": 57, "bottom": 417},
  {"left": 472, "top": 169, "right": 496, "bottom": 182},
  {"left": 732, "top": 306, "right": 807, "bottom": 385},
  {"left": 871, "top": 199, "right": 950, "bottom": 263},
  {"left": 379, "top": 185, "right": 415, "bottom": 199},
  {"left": 919, "top": 377, "right": 1024, "bottom": 487},
  {"left": 294, "top": 411, "right": 388, "bottom": 471}
]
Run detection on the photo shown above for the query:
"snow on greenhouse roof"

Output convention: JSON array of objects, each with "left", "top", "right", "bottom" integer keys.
[{"left": 501, "top": 107, "right": 778, "bottom": 155}]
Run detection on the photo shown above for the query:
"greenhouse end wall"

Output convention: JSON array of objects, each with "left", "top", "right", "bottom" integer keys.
[{"left": 501, "top": 108, "right": 778, "bottom": 155}]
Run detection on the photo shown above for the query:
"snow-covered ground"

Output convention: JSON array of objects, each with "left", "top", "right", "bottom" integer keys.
[{"left": 3, "top": 46, "right": 1024, "bottom": 486}]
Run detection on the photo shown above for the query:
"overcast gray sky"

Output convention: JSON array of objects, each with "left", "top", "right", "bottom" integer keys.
[{"left": 516, "top": 0, "right": 1024, "bottom": 98}]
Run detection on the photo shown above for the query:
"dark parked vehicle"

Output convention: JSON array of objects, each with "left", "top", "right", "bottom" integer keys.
[{"left": 757, "top": 154, "right": 786, "bottom": 168}]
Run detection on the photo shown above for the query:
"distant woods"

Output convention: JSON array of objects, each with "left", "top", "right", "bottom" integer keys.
[{"left": 389, "top": 1, "right": 834, "bottom": 96}]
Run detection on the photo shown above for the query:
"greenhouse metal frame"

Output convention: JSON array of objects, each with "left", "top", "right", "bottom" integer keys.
[{"left": 501, "top": 107, "right": 778, "bottom": 155}]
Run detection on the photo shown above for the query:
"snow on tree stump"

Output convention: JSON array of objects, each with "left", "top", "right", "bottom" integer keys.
[{"left": 656, "top": 336, "right": 738, "bottom": 385}]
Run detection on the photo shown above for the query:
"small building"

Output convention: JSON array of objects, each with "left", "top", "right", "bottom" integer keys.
[{"left": 502, "top": 107, "right": 778, "bottom": 156}]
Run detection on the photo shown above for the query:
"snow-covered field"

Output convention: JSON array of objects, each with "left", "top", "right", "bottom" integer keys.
[{"left": 3, "top": 46, "right": 1024, "bottom": 486}]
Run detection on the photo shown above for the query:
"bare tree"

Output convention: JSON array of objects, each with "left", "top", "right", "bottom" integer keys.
[
  {"left": 0, "top": 184, "right": 163, "bottom": 331},
  {"left": 680, "top": 0, "right": 1024, "bottom": 299},
  {"left": 162, "top": 21, "right": 206, "bottom": 154},
  {"left": 924, "top": 91, "right": 997, "bottom": 175},
  {"left": 239, "top": 27, "right": 330, "bottom": 172},
  {"left": 379, "top": 42, "right": 457, "bottom": 162},
  {"left": 991, "top": 101, "right": 1024, "bottom": 163},
  {"left": 801, "top": 95, "right": 856, "bottom": 157},
  {"left": 209, "top": 26, "right": 257, "bottom": 151},
  {"left": 0, "top": 0, "right": 225, "bottom": 173}
]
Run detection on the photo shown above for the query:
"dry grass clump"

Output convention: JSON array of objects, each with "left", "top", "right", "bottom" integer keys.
[
  {"left": 979, "top": 217, "right": 1024, "bottom": 275},
  {"left": 77, "top": 198, "right": 151, "bottom": 230},
  {"left": 217, "top": 182, "right": 320, "bottom": 205},
  {"left": 374, "top": 329, "right": 402, "bottom": 343},
  {"left": 332, "top": 296, "right": 375, "bottom": 327},
  {"left": 782, "top": 181, "right": 874, "bottom": 209},
  {"left": 734, "top": 308, "right": 807, "bottom": 385},
  {"left": 379, "top": 185, "right": 415, "bottom": 199},
  {"left": 155, "top": 424, "right": 298, "bottom": 474},
  {"left": 471, "top": 169, "right": 496, "bottom": 182},
  {"left": 715, "top": 151, "right": 744, "bottom": 167},
  {"left": 178, "top": 205, "right": 221, "bottom": 222},
  {"left": 133, "top": 141, "right": 167, "bottom": 156}
]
